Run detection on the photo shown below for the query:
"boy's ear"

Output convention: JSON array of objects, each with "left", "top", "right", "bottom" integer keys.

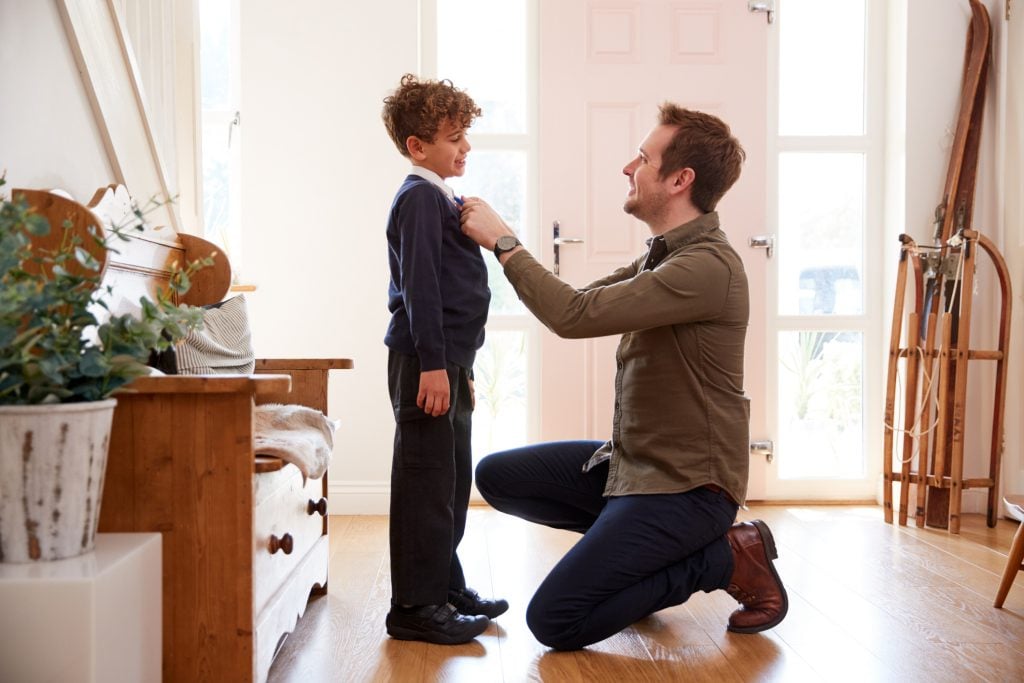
[{"left": 405, "top": 135, "right": 427, "bottom": 161}]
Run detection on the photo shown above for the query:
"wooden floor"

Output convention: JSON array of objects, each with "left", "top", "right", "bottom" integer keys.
[{"left": 268, "top": 505, "right": 1024, "bottom": 682}]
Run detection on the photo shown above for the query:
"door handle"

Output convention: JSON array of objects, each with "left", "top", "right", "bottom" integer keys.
[
  {"left": 552, "top": 221, "right": 584, "bottom": 276},
  {"left": 750, "top": 440, "right": 774, "bottom": 464},
  {"left": 749, "top": 234, "right": 774, "bottom": 259},
  {"left": 748, "top": 0, "right": 775, "bottom": 24}
]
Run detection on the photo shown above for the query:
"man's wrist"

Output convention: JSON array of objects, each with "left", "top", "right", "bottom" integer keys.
[
  {"left": 497, "top": 245, "right": 525, "bottom": 266},
  {"left": 493, "top": 234, "right": 522, "bottom": 259}
]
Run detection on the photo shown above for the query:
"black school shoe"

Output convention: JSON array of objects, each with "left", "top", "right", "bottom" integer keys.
[
  {"left": 385, "top": 603, "right": 489, "bottom": 645},
  {"left": 448, "top": 587, "right": 509, "bottom": 619}
]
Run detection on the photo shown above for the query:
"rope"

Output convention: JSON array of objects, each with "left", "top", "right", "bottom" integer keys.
[
  {"left": 884, "top": 345, "right": 941, "bottom": 464},
  {"left": 883, "top": 233, "right": 970, "bottom": 467}
]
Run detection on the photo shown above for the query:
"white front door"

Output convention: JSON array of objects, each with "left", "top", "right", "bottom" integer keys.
[{"left": 537, "top": 0, "right": 772, "bottom": 495}]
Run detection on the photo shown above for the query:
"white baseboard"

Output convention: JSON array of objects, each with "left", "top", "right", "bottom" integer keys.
[
  {"left": 960, "top": 488, "right": 988, "bottom": 515},
  {"left": 328, "top": 481, "right": 390, "bottom": 515}
]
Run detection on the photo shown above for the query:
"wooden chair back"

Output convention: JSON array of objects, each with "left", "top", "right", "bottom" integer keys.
[{"left": 17, "top": 185, "right": 231, "bottom": 316}]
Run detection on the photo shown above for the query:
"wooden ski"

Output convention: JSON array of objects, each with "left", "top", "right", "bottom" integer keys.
[{"left": 923, "top": 0, "right": 991, "bottom": 529}]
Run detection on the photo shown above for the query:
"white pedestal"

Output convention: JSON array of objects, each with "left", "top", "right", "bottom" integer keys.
[{"left": 0, "top": 533, "right": 162, "bottom": 683}]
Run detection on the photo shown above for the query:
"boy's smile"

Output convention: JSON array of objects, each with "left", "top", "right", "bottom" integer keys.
[{"left": 408, "top": 119, "right": 471, "bottom": 180}]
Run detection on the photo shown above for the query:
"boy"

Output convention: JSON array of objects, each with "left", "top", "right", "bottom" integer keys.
[{"left": 380, "top": 73, "right": 507, "bottom": 645}]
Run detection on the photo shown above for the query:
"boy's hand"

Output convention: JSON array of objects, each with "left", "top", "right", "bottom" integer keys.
[
  {"left": 460, "top": 197, "right": 515, "bottom": 251},
  {"left": 418, "top": 369, "right": 450, "bottom": 416}
]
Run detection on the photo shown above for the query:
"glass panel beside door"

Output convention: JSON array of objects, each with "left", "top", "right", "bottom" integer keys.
[
  {"left": 777, "top": 331, "right": 864, "bottom": 480},
  {"left": 777, "top": 152, "right": 865, "bottom": 317}
]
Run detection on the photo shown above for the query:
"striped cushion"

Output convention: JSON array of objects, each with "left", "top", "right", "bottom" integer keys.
[{"left": 176, "top": 294, "right": 255, "bottom": 374}]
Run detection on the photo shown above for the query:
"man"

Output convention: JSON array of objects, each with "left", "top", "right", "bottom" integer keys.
[{"left": 458, "top": 104, "right": 787, "bottom": 651}]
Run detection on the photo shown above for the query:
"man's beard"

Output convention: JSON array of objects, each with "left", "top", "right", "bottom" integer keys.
[{"left": 623, "top": 190, "right": 667, "bottom": 223}]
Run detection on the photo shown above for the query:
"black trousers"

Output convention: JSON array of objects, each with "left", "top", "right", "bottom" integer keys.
[
  {"left": 387, "top": 350, "right": 473, "bottom": 606},
  {"left": 476, "top": 440, "right": 738, "bottom": 650}
]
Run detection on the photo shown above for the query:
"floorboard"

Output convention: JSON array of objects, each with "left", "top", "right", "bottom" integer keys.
[{"left": 268, "top": 505, "right": 1024, "bottom": 682}]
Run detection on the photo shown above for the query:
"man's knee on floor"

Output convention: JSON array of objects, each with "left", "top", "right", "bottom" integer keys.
[{"left": 525, "top": 597, "right": 587, "bottom": 651}]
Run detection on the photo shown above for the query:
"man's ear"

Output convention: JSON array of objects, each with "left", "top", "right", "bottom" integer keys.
[
  {"left": 406, "top": 135, "right": 427, "bottom": 161},
  {"left": 668, "top": 167, "right": 696, "bottom": 196}
]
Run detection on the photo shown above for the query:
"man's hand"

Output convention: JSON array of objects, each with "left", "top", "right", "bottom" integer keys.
[
  {"left": 460, "top": 197, "right": 515, "bottom": 250},
  {"left": 468, "top": 377, "right": 476, "bottom": 410},
  {"left": 418, "top": 369, "right": 450, "bottom": 417}
]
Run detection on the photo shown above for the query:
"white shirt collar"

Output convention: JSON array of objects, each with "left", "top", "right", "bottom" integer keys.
[{"left": 409, "top": 165, "right": 456, "bottom": 202}]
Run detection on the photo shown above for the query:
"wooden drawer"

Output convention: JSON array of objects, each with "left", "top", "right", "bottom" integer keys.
[
  {"left": 253, "top": 464, "right": 327, "bottom": 617},
  {"left": 254, "top": 535, "right": 329, "bottom": 683}
]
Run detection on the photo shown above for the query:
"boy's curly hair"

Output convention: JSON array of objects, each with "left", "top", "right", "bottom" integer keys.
[{"left": 382, "top": 74, "right": 481, "bottom": 157}]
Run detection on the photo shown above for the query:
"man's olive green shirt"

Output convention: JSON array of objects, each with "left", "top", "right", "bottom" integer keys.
[{"left": 502, "top": 212, "right": 750, "bottom": 504}]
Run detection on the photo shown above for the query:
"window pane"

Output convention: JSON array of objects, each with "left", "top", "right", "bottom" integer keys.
[
  {"left": 778, "top": 153, "right": 864, "bottom": 316},
  {"left": 778, "top": 331, "right": 864, "bottom": 479},
  {"left": 779, "top": 0, "right": 865, "bottom": 136},
  {"left": 450, "top": 151, "right": 527, "bottom": 315},
  {"left": 472, "top": 330, "right": 529, "bottom": 460},
  {"left": 199, "top": 0, "right": 230, "bottom": 110},
  {"left": 437, "top": 0, "right": 526, "bottom": 134},
  {"left": 201, "top": 115, "right": 231, "bottom": 248}
]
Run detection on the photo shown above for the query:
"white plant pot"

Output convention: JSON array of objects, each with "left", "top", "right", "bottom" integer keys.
[{"left": 0, "top": 399, "right": 117, "bottom": 563}]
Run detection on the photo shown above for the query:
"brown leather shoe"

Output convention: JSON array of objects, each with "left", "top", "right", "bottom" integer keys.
[{"left": 725, "top": 519, "right": 788, "bottom": 633}]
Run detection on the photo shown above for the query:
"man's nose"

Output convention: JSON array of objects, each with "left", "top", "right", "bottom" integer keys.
[{"left": 623, "top": 159, "right": 636, "bottom": 176}]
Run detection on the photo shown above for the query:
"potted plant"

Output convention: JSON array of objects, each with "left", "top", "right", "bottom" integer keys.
[{"left": 0, "top": 176, "right": 209, "bottom": 563}]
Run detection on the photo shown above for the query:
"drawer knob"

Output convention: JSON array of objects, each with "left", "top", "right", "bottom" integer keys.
[
  {"left": 269, "top": 533, "right": 294, "bottom": 555},
  {"left": 307, "top": 497, "right": 328, "bottom": 517}
]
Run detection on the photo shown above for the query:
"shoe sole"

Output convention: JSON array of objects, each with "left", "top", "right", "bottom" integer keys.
[
  {"left": 386, "top": 618, "right": 489, "bottom": 645},
  {"left": 727, "top": 519, "right": 790, "bottom": 634}
]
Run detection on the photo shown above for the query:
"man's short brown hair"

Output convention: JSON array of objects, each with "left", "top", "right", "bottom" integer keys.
[
  {"left": 657, "top": 104, "right": 745, "bottom": 213},
  {"left": 382, "top": 74, "right": 481, "bottom": 158}
]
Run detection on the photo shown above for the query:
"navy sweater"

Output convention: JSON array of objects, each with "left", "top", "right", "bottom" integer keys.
[{"left": 384, "top": 176, "right": 490, "bottom": 371}]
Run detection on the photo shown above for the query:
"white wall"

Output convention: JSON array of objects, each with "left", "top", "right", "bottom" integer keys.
[
  {"left": 239, "top": 0, "right": 419, "bottom": 513},
  {"left": 1002, "top": 5, "right": 1024, "bottom": 500},
  {"left": 0, "top": 0, "right": 114, "bottom": 199}
]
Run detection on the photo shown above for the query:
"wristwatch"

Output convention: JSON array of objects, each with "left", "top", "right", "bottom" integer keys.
[{"left": 493, "top": 235, "right": 522, "bottom": 259}]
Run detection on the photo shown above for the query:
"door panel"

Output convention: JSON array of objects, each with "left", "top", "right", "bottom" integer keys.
[{"left": 538, "top": 0, "right": 769, "bottom": 497}]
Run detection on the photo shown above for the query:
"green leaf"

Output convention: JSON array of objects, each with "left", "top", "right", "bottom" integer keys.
[
  {"left": 74, "top": 246, "right": 100, "bottom": 271},
  {"left": 24, "top": 214, "right": 50, "bottom": 236},
  {"left": 78, "top": 351, "right": 109, "bottom": 378}
]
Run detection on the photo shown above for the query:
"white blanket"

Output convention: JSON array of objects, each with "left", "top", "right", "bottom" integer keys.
[{"left": 253, "top": 403, "right": 338, "bottom": 480}]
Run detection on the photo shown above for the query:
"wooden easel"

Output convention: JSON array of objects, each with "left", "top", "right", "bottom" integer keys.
[{"left": 882, "top": 0, "right": 1011, "bottom": 533}]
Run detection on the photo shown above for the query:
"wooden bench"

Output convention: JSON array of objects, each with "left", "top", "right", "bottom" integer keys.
[{"left": 21, "top": 186, "right": 352, "bottom": 682}]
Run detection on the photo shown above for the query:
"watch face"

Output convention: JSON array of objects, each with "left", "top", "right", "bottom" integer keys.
[{"left": 497, "top": 236, "right": 518, "bottom": 250}]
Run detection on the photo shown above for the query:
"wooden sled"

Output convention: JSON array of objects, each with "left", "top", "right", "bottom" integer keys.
[
  {"left": 882, "top": 0, "right": 1009, "bottom": 533},
  {"left": 883, "top": 230, "right": 1011, "bottom": 532}
]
